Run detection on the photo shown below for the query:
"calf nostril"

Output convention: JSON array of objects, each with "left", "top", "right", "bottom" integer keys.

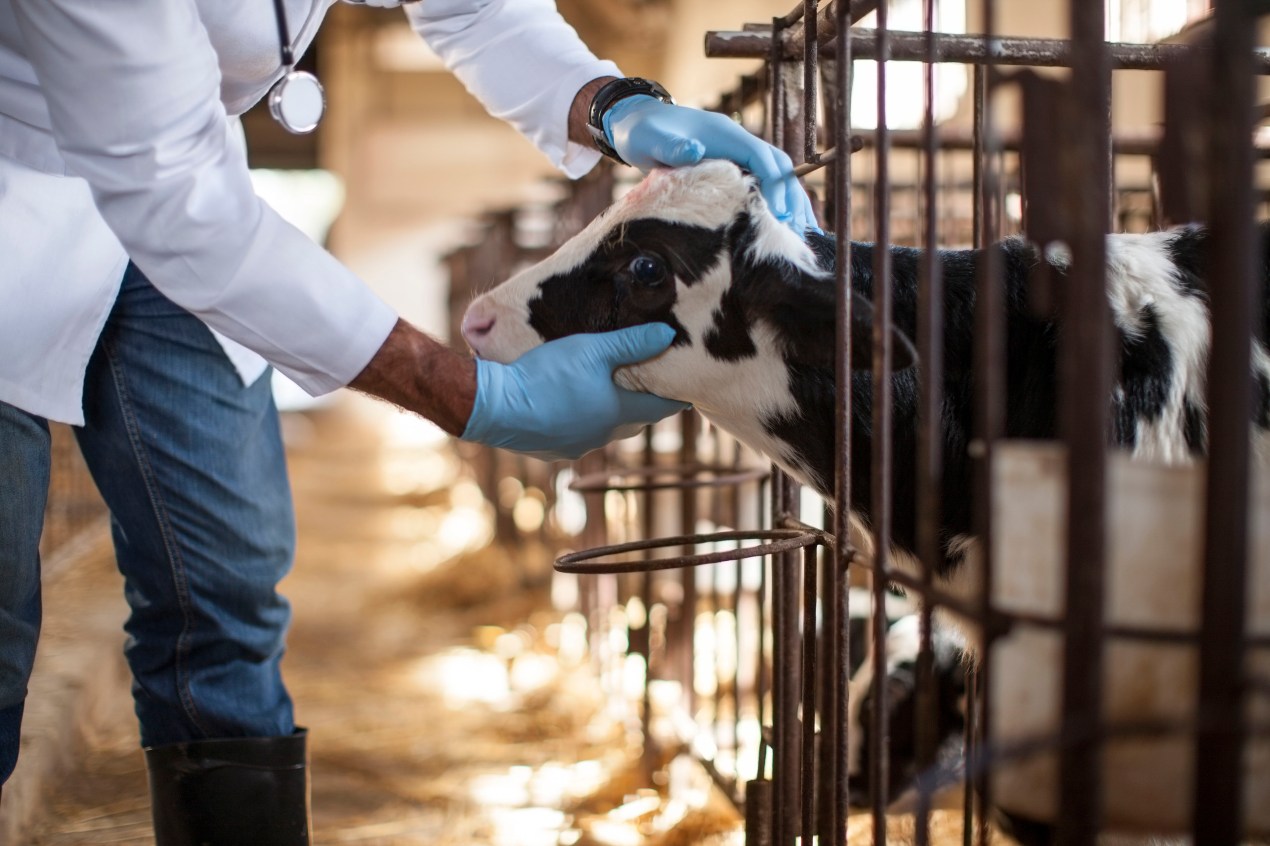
[{"left": 461, "top": 312, "right": 496, "bottom": 343}]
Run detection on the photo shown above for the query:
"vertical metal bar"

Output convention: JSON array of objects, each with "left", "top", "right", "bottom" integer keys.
[
  {"left": 970, "top": 0, "right": 1001, "bottom": 842},
  {"left": 1193, "top": 0, "right": 1257, "bottom": 840},
  {"left": 775, "top": 477, "right": 803, "bottom": 846},
  {"left": 971, "top": 65, "right": 986, "bottom": 250},
  {"left": 727, "top": 431, "right": 745, "bottom": 783},
  {"left": 961, "top": 664, "right": 977, "bottom": 846},
  {"left": 680, "top": 414, "right": 700, "bottom": 720},
  {"left": 914, "top": 1, "right": 943, "bottom": 844},
  {"left": 771, "top": 16, "right": 786, "bottom": 153},
  {"left": 774, "top": 15, "right": 809, "bottom": 843},
  {"left": 1056, "top": 0, "right": 1112, "bottom": 841},
  {"left": 734, "top": 541, "right": 745, "bottom": 783},
  {"left": 640, "top": 436, "right": 658, "bottom": 778},
  {"left": 804, "top": 0, "right": 819, "bottom": 166},
  {"left": 801, "top": 545, "right": 819, "bottom": 846},
  {"left": 816, "top": 544, "right": 835, "bottom": 843},
  {"left": 758, "top": 478, "right": 770, "bottom": 747},
  {"left": 830, "top": 0, "right": 855, "bottom": 841},
  {"left": 870, "top": 2, "right": 893, "bottom": 842}
]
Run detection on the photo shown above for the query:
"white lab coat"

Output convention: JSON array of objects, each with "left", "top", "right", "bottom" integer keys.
[{"left": 0, "top": 0, "right": 618, "bottom": 424}]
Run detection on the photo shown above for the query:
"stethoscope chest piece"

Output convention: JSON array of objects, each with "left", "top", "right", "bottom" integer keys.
[{"left": 269, "top": 69, "right": 325, "bottom": 135}]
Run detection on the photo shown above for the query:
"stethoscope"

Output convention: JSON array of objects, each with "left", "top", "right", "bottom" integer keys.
[
  {"left": 268, "top": 0, "right": 418, "bottom": 134},
  {"left": 268, "top": 0, "right": 325, "bottom": 134}
]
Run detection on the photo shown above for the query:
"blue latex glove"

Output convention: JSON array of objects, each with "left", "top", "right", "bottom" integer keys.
[
  {"left": 604, "top": 95, "right": 822, "bottom": 237},
  {"left": 461, "top": 324, "right": 689, "bottom": 461}
]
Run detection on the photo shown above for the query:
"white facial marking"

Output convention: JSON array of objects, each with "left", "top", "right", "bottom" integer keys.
[{"left": 461, "top": 161, "right": 819, "bottom": 363}]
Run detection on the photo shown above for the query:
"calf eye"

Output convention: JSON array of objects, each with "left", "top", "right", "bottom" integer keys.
[{"left": 628, "top": 255, "right": 667, "bottom": 286}]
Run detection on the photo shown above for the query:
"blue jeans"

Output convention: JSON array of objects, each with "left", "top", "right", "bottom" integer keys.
[{"left": 0, "top": 263, "right": 297, "bottom": 784}]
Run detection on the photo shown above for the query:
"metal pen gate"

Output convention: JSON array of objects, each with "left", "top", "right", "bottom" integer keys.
[{"left": 448, "top": 2, "right": 1268, "bottom": 841}]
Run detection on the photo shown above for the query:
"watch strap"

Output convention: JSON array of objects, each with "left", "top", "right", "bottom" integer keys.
[{"left": 586, "top": 77, "right": 675, "bottom": 166}]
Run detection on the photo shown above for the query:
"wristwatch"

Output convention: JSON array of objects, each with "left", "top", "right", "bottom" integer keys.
[{"left": 586, "top": 77, "right": 675, "bottom": 166}]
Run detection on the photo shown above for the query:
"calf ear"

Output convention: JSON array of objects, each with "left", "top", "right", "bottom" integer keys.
[{"left": 850, "top": 291, "right": 918, "bottom": 372}]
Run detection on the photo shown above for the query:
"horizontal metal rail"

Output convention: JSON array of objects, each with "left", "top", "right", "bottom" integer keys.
[{"left": 706, "top": 26, "right": 1270, "bottom": 73}]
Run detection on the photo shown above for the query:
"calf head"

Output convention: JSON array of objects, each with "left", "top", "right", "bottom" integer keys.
[{"left": 463, "top": 160, "right": 914, "bottom": 488}]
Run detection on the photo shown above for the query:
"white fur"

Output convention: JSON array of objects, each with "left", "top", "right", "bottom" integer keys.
[
  {"left": 1104, "top": 231, "right": 1212, "bottom": 465},
  {"left": 845, "top": 614, "right": 926, "bottom": 779}
]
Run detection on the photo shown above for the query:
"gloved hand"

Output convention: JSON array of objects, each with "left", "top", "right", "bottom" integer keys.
[
  {"left": 461, "top": 324, "right": 689, "bottom": 461},
  {"left": 604, "top": 95, "right": 821, "bottom": 237}
]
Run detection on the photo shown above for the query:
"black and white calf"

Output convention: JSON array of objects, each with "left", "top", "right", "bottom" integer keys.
[
  {"left": 461, "top": 160, "right": 1270, "bottom": 833},
  {"left": 844, "top": 605, "right": 967, "bottom": 809},
  {"left": 463, "top": 160, "right": 1270, "bottom": 574}
]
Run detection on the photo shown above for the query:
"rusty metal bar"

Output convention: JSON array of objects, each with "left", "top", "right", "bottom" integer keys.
[
  {"left": 706, "top": 26, "right": 1270, "bottom": 73},
  {"left": 555, "top": 529, "right": 822, "bottom": 574},
  {"left": 741, "top": 0, "right": 880, "bottom": 52},
  {"left": 800, "top": 544, "right": 819, "bottom": 846},
  {"left": 1056, "top": 0, "right": 1113, "bottom": 842},
  {"left": 1193, "top": 0, "right": 1258, "bottom": 840},
  {"left": 802, "top": 0, "right": 818, "bottom": 166},
  {"left": 828, "top": 1, "right": 856, "bottom": 841},
  {"left": 962, "top": 663, "right": 978, "bottom": 846},
  {"left": 770, "top": 12, "right": 813, "bottom": 842},
  {"left": 638, "top": 438, "right": 658, "bottom": 778},
  {"left": 969, "top": 3, "right": 1002, "bottom": 843},
  {"left": 775, "top": 476, "right": 803, "bottom": 846},
  {"left": 791, "top": 135, "right": 867, "bottom": 177},
  {"left": 868, "top": 1, "right": 894, "bottom": 841},
  {"left": 680, "top": 415, "right": 700, "bottom": 722},
  {"left": 914, "top": 1, "right": 942, "bottom": 844},
  {"left": 853, "top": 126, "right": 1270, "bottom": 158}
]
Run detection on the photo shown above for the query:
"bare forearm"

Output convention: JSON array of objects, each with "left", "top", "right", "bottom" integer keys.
[
  {"left": 348, "top": 318, "right": 476, "bottom": 437},
  {"left": 568, "top": 76, "right": 617, "bottom": 148}
]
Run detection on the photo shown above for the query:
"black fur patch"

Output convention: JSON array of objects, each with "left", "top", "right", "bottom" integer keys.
[
  {"left": 1164, "top": 225, "right": 1210, "bottom": 300},
  {"left": 1256, "top": 368, "right": 1270, "bottom": 430},
  {"left": 704, "top": 287, "right": 758, "bottom": 360},
  {"left": 1112, "top": 387, "right": 1138, "bottom": 449},
  {"left": 526, "top": 219, "right": 725, "bottom": 343},
  {"left": 1117, "top": 305, "right": 1174, "bottom": 426},
  {"left": 1183, "top": 397, "right": 1207, "bottom": 452}
]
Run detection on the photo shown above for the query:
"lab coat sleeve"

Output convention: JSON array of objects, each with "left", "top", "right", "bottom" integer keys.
[
  {"left": 405, "top": 0, "right": 621, "bottom": 179},
  {"left": 9, "top": 0, "right": 398, "bottom": 397}
]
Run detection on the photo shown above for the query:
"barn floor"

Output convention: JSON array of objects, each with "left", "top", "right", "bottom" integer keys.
[{"left": 18, "top": 396, "right": 1011, "bottom": 846}]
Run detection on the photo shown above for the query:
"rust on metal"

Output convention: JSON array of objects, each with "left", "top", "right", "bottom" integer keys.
[
  {"left": 868, "top": 1, "right": 895, "bottom": 839},
  {"left": 1192, "top": 0, "right": 1258, "bottom": 839},
  {"left": 1054, "top": 0, "right": 1113, "bottom": 840},
  {"left": 705, "top": 26, "right": 1270, "bottom": 73},
  {"left": 829, "top": 2, "right": 856, "bottom": 842},
  {"left": 914, "top": 2, "right": 943, "bottom": 839}
]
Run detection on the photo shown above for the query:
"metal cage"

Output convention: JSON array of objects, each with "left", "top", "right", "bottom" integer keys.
[{"left": 447, "top": 3, "right": 1268, "bottom": 840}]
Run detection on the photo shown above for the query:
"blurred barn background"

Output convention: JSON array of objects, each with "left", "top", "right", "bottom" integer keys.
[{"left": 12, "top": 1, "right": 1267, "bottom": 845}]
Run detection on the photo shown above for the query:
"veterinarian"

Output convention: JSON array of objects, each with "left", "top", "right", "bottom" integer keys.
[{"left": 0, "top": 0, "right": 818, "bottom": 841}]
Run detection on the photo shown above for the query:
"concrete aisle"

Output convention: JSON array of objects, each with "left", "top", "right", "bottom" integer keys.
[{"left": 17, "top": 395, "right": 655, "bottom": 845}]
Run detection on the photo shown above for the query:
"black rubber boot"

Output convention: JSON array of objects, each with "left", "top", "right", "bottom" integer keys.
[{"left": 145, "top": 729, "right": 310, "bottom": 846}]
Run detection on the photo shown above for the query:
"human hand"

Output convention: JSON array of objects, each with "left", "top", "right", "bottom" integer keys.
[
  {"left": 604, "top": 95, "right": 821, "bottom": 237},
  {"left": 461, "top": 324, "right": 689, "bottom": 461}
]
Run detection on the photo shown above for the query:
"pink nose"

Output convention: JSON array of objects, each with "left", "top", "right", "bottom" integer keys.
[{"left": 460, "top": 306, "right": 496, "bottom": 349}]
